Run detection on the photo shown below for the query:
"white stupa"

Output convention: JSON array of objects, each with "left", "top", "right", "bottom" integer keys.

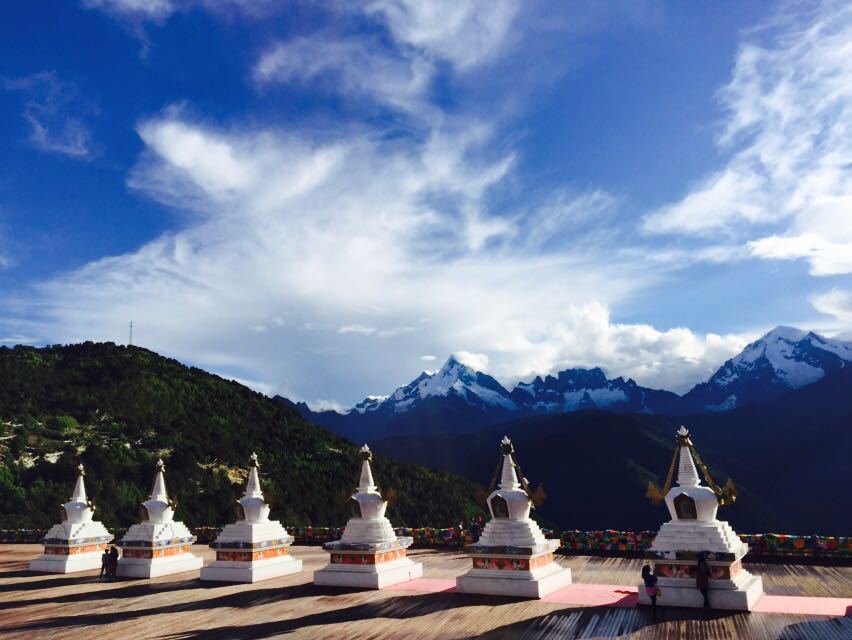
[
  {"left": 639, "top": 426, "right": 764, "bottom": 610},
  {"left": 29, "top": 464, "right": 113, "bottom": 573},
  {"left": 201, "top": 453, "right": 301, "bottom": 582},
  {"left": 115, "top": 458, "right": 203, "bottom": 578},
  {"left": 456, "top": 437, "right": 572, "bottom": 598},
  {"left": 314, "top": 444, "right": 422, "bottom": 588}
]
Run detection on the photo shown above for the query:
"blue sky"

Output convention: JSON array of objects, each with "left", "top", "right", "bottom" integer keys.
[{"left": 2, "top": 1, "right": 851, "bottom": 408}]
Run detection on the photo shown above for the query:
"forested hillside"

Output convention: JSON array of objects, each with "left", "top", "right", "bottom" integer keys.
[{"left": 0, "top": 343, "right": 483, "bottom": 529}]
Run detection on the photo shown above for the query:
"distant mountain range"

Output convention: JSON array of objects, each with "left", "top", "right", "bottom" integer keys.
[
  {"left": 278, "top": 326, "right": 852, "bottom": 442},
  {"left": 370, "top": 361, "right": 852, "bottom": 534}
]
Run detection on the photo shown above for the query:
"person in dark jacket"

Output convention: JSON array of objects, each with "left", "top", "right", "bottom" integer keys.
[
  {"left": 99, "top": 549, "right": 109, "bottom": 581},
  {"left": 696, "top": 554, "right": 711, "bottom": 609},
  {"left": 641, "top": 564, "right": 659, "bottom": 619},
  {"left": 108, "top": 546, "right": 119, "bottom": 579},
  {"left": 470, "top": 519, "right": 481, "bottom": 542}
]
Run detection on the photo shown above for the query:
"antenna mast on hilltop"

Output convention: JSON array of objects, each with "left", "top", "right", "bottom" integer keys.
[{"left": 129, "top": 321, "right": 133, "bottom": 346}]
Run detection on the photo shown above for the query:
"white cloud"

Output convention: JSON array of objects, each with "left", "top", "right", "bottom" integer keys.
[
  {"left": 488, "top": 301, "right": 750, "bottom": 394},
  {"left": 377, "top": 326, "right": 417, "bottom": 338},
  {"left": 83, "top": 0, "right": 277, "bottom": 21},
  {"left": 642, "top": 1, "right": 852, "bottom": 276},
  {"left": 254, "top": 36, "right": 434, "bottom": 117},
  {"left": 3, "top": 71, "right": 94, "bottom": 158},
  {"left": 253, "top": 1, "right": 522, "bottom": 121},
  {"left": 0, "top": 334, "right": 39, "bottom": 345},
  {"left": 310, "top": 399, "right": 347, "bottom": 413},
  {"left": 11, "top": 112, "right": 720, "bottom": 401},
  {"left": 366, "top": 0, "right": 522, "bottom": 71},
  {"left": 748, "top": 233, "right": 852, "bottom": 276},
  {"left": 5, "top": 2, "right": 766, "bottom": 405},
  {"left": 641, "top": 166, "right": 770, "bottom": 235},
  {"left": 83, "top": 0, "right": 176, "bottom": 20},
  {"left": 420, "top": 355, "right": 437, "bottom": 362},
  {"left": 453, "top": 351, "right": 490, "bottom": 371},
  {"left": 338, "top": 325, "right": 376, "bottom": 336},
  {"left": 811, "top": 288, "right": 852, "bottom": 323}
]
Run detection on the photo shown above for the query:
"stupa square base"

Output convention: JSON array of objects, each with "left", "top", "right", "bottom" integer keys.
[
  {"left": 638, "top": 573, "right": 764, "bottom": 611},
  {"left": 201, "top": 556, "right": 302, "bottom": 583},
  {"left": 456, "top": 562, "right": 572, "bottom": 599},
  {"left": 314, "top": 558, "right": 423, "bottom": 589},
  {"left": 29, "top": 551, "right": 105, "bottom": 574},
  {"left": 117, "top": 552, "right": 203, "bottom": 578}
]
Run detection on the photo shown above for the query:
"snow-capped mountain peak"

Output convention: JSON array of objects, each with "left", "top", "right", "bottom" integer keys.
[
  {"left": 350, "top": 355, "right": 517, "bottom": 415},
  {"left": 684, "top": 326, "right": 852, "bottom": 410},
  {"left": 722, "top": 326, "right": 852, "bottom": 388},
  {"left": 401, "top": 355, "right": 516, "bottom": 411},
  {"left": 349, "top": 395, "right": 388, "bottom": 414},
  {"left": 509, "top": 366, "right": 679, "bottom": 414}
]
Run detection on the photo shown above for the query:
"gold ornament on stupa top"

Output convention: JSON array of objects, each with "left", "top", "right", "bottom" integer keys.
[{"left": 646, "top": 426, "right": 738, "bottom": 507}]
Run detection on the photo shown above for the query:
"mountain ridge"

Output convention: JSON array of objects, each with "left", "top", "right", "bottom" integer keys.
[
  {"left": 283, "top": 326, "right": 852, "bottom": 441},
  {"left": 370, "top": 362, "right": 852, "bottom": 533}
]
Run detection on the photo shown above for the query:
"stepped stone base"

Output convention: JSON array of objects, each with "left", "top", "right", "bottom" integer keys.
[
  {"left": 642, "top": 520, "right": 763, "bottom": 610},
  {"left": 456, "top": 561, "right": 572, "bottom": 599},
  {"left": 201, "top": 555, "right": 302, "bottom": 583},
  {"left": 315, "top": 537, "right": 421, "bottom": 589},
  {"left": 314, "top": 557, "right": 423, "bottom": 589},
  {"left": 651, "top": 520, "right": 747, "bottom": 557},
  {"left": 456, "top": 538, "right": 572, "bottom": 599},
  {"left": 638, "top": 573, "right": 764, "bottom": 610},
  {"left": 117, "top": 552, "right": 203, "bottom": 578},
  {"left": 29, "top": 551, "right": 105, "bottom": 574},
  {"left": 29, "top": 522, "right": 113, "bottom": 574}
]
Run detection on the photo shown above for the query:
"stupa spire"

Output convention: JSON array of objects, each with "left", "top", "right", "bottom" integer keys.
[
  {"left": 149, "top": 458, "right": 169, "bottom": 501},
  {"left": 357, "top": 444, "right": 377, "bottom": 493},
  {"left": 315, "top": 442, "right": 421, "bottom": 588},
  {"left": 244, "top": 452, "right": 264, "bottom": 499},
  {"left": 675, "top": 426, "right": 700, "bottom": 487},
  {"left": 116, "top": 457, "right": 201, "bottom": 577},
  {"left": 456, "top": 435, "right": 572, "bottom": 597},
  {"left": 499, "top": 436, "right": 520, "bottom": 490},
  {"left": 70, "top": 463, "right": 88, "bottom": 503}
]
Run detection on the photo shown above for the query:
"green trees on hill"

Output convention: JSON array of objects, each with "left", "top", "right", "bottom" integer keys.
[{"left": 0, "top": 342, "right": 483, "bottom": 529}]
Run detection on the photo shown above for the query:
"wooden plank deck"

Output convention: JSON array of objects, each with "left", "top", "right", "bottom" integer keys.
[{"left": 1, "top": 544, "right": 850, "bottom": 639}]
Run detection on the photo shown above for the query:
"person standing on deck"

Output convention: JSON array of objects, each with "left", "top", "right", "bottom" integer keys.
[
  {"left": 108, "top": 545, "right": 119, "bottom": 579},
  {"left": 642, "top": 564, "right": 659, "bottom": 619},
  {"left": 696, "top": 553, "right": 711, "bottom": 609},
  {"left": 470, "top": 519, "right": 481, "bottom": 543},
  {"left": 99, "top": 548, "right": 109, "bottom": 581}
]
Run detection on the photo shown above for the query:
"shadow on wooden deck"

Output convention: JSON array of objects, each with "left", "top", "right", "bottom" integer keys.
[
  {"left": 1, "top": 584, "right": 502, "bottom": 637},
  {"left": 0, "top": 577, "right": 201, "bottom": 610},
  {"left": 0, "top": 573, "right": 106, "bottom": 594},
  {"left": 0, "top": 580, "right": 333, "bottom": 634},
  {"left": 476, "top": 606, "right": 852, "bottom": 640},
  {"left": 159, "top": 592, "right": 538, "bottom": 640},
  {"left": 776, "top": 616, "right": 852, "bottom": 640}
]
